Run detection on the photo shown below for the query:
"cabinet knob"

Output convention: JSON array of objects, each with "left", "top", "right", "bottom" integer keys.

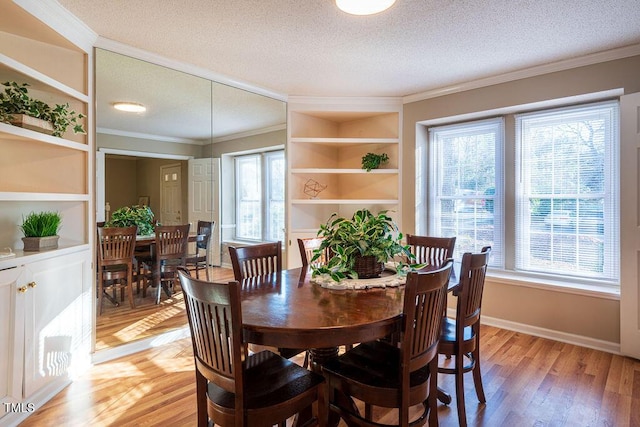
[
  {"left": 28, "top": 281, "right": 37, "bottom": 288},
  {"left": 17, "top": 286, "right": 27, "bottom": 293}
]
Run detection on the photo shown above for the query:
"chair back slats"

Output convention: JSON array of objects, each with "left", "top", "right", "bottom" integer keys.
[
  {"left": 155, "top": 224, "right": 190, "bottom": 261},
  {"left": 97, "top": 226, "right": 137, "bottom": 266},
  {"left": 179, "top": 269, "right": 242, "bottom": 393},
  {"left": 297, "top": 237, "right": 329, "bottom": 267},
  {"left": 195, "top": 220, "right": 213, "bottom": 250},
  {"left": 459, "top": 246, "right": 491, "bottom": 328},
  {"left": 402, "top": 260, "right": 453, "bottom": 371},
  {"left": 406, "top": 234, "right": 456, "bottom": 266},
  {"left": 229, "top": 241, "right": 282, "bottom": 281}
]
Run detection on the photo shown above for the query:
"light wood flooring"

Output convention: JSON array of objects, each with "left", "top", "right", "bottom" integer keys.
[
  {"left": 21, "top": 320, "right": 640, "bottom": 426},
  {"left": 96, "top": 267, "right": 235, "bottom": 351}
]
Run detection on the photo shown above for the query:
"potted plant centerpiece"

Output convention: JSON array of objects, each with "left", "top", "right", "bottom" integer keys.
[
  {"left": 310, "top": 209, "right": 413, "bottom": 282},
  {"left": 106, "top": 205, "right": 156, "bottom": 235},
  {"left": 0, "top": 81, "right": 86, "bottom": 137},
  {"left": 20, "top": 211, "right": 62, "bottom": 251}
]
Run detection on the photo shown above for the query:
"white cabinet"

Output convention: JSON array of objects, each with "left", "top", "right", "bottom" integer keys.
[
  {"left": 286, "top": 97, "right": 403, "bottom": 268},
  {"left": 0, "top": 266, "right": 26, "bottom": 421},
  {"left": 23, "top": 251, "right": 92, "bottom": 398},
  {"left": 1, "top": 250, "right": 91, "bottom": 424}
]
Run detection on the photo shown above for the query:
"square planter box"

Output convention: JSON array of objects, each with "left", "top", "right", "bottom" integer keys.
[
  {"left": 22, "top": 235, "right": 59, "bottom": 251},
  {"left": 10, "top": 114, "right": 54, "bottom": 135}
]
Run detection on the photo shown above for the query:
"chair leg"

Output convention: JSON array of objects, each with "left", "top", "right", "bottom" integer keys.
[
  {"left": 428, "top": 359, "right": 439, "bottom": 427},
  {"left": 127, "top": 270, "right": 136, "bottom": 309},
  {"left": 471, "top": 345, "right": 486, "bottom": 403},
  {"left": 455, "top": 353, "right": 468, "bottom": 427},
  {"left": 204, "top": 263, "right": 210, "bottom": 281}
]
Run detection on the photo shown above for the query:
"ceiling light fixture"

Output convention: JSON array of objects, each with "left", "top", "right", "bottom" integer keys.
[
  {"left": 336, "top": 0, "right": 396, "bottom": 15},
  {"left": 113, "top": 102, "right": 146, "bottom": 113}
]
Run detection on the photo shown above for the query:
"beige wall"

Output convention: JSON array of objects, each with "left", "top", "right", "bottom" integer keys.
[
  {"left": 105, "top": 156, "right": 188, "bottom": 224},
  {"left": 98, "top": 133, "right": 203, "bottom": 158},
  {"left": 105, "top": 157, "right": 138, "bottom": 212},
  {"left": 402, "top": 54, "right": 640, "bottom": 344}
]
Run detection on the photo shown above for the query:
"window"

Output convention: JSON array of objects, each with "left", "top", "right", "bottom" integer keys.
[
  {"left": 235, "top": 150, "right": 285, "bottom": 242},
  {"left": 425, "top": 101, "right": 619, "bottom": 286},
  {"left": 429, "top": 118, "right": 504, "bottom": 266},
  {"left": 516, "top": 102, "right": 619, "bottom": 281}
]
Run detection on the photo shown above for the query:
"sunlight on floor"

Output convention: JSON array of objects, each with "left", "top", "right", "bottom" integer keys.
[{"left": 114, "top": 295, "right": 185, "bottom": 342}]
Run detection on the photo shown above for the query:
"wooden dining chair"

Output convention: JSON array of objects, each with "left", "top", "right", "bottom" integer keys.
[
  {"left": 185, "top": 220, "right": 213, "bottom": 280},
  {"left": 406, "top": 234, "right": 456, "bottom": 266},
  {"left": 142, "top": 224, "right": 190, "bottom": 304},
  {"left": 297, "top": 237, "right": 329, "bottom": 267},
  {"left": 177, "top": 268, "right": 326, "bottom": 427},
  {"left": 322, "top": 260, "right": 454, "bottom": 427},
  {"left": 229, "top": 241, "right": 282, "bottom": 280},
  {"left": 229, "top": 241, "right": 307, "bottom": 362},
  {"left": 437, "top": 246, "right": 491, "bottom": 427},
  {"left": 96, "top": 226, "right": 137, "bottom": 315}
]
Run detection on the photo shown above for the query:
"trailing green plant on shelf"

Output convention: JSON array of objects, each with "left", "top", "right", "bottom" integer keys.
[
  {"left": 310, "top": 209, "right": 415, "bottom": 282},
  {"left": 0, "top": 81, "right": 86, "bottom": 137},
  {"left": 106, "top": 205, "right": 156, "bottom": 236},
  {"left": 20, "top": 211, "right": 62, "bottom": 237},
  {"left": 361, "top": 152, "right": 389, "bottom": 172}
]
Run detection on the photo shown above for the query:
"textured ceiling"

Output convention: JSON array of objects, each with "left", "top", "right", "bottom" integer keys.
[{"left": 57, "top": 0, "right": 640, "bottom": 98}]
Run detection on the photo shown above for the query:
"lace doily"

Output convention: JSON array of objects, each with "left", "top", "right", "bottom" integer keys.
[{"left": 310, "top": 271, "right": 406, "bottom": 290}]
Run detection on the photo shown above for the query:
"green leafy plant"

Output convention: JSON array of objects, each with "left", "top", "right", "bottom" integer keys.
[
  {"left": 361, "top": 152, "right": 389, "bottom": 172},
  {"left": 106, "top": 205, "right": 156, "bottom": 235},
  {"left": 0, "top": 81, "right": 86, "bottom": 137},
  {"left": 20, "top": 211, "right": 62, "bottom": 237},
  {"left": 311, "top": 209, "right": 414, "bottom": 282}
]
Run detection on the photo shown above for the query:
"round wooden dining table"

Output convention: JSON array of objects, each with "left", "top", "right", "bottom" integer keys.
[
  {"left": 240, "top": 264, "right": 459, "bottom": 366},
  {"left": 240, "top": 267, "right": 406, "bottom": 362}
]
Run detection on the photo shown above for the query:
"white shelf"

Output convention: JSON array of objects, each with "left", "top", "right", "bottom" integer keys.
[
  {"left": 0, "top": 54, "right": 89, "bottom": 102},
  {"left": 0, "top": 242, "right": 89, "bottom": 271},
  {"left": 291, "top": 199, "right": 399, "bottom": 205},
  {"left": 0, "top": 122, "right": 88, "bottom": 151},
  {"left": 0, "top": 192, "right": 89, "bottom": 202},
  {"left": 290, "top": 137, "right": 398, "bottom": 146},
  {"left": 291, "top": 168, "right": 399, "bottom": 174}
]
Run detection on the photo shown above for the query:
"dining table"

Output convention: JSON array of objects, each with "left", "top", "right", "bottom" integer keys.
[{"left": 239, "top": 263, "right": 460, "bottom": 425}]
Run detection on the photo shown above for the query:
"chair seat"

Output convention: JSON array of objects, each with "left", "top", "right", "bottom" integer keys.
[
  {"left": 185, "top": 254, "right": 206, "bottom": 264},
  {"left": 207, "top": 350, "right": 324, "bottom": 413},
  {"left": 322, "top": 340, "right": 430, "bottom": 407},
  {"left": 439, "top": 317, "right": 474, "bottom": 344},
  {"left": 101, "top": 264, "right": 129, "bottom": 280}
]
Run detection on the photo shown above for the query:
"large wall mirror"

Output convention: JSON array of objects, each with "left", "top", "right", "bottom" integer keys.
[{"left": 94, "top": 48, "right": 286, "bottom": 357}]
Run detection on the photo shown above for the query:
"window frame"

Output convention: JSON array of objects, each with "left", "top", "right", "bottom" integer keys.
[
  {"left": 418, "top": 98, "right": 620, "bottom": 293},
  {"left": 233, "top": 149, "right": 285, "bottom": 242}
]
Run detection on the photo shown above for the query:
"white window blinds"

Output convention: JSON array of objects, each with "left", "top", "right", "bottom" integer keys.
[{"left": 515, "top": 101, "right": 619, "bottom": 281}]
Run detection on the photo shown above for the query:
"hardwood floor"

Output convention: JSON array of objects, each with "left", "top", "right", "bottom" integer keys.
[
  {"left": 21, "top": 323, "right": 640, "bottom": 426},
  {"left": 96, "top": 267, "right": 235, "bottom": 350}
]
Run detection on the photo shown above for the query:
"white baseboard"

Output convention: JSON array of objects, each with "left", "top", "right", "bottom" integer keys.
[
  {"left": 450, "top": 308, "right": 621, "bottom": 355},
  {"left": 2, "top": 378, "right": 70, "bottom": 427},
  {"left": 92, "top": 326, "right": 191, "bottom": 364}
]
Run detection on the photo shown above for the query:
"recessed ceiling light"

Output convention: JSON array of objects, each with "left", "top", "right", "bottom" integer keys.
[
  {"left": 113, "top": 102, "right": 146, "bottom": 113},
  {"left": 336, "top": 0, "right": 396, "bottom": 15}
]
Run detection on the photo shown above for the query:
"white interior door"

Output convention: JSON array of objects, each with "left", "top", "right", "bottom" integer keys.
[
  {"left": 160, "top": 164, "right": 183, "bottom": 226},
  {"left": 188, "top": 158, "right": 221, "bottom": 266},
  {"left": 620, "top": 91, "right": 640, "bottom": 359}
]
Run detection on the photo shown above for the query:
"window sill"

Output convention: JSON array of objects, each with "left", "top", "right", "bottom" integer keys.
[{"left": 486, "top": 269, "right": 620, "bottom": 300}]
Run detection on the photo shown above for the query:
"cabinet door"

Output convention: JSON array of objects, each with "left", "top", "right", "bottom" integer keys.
[
  {"left": 0, "top": 266, "right": 26, "bottom": 420},
  {"left": 23, "top": 250, "right": 91, "bottom": 398}
]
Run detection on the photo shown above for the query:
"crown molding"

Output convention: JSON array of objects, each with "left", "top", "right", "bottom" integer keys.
[
  {"left": 403, "top": 44, "right": 640, "bottom": 104},
  {"left": 97, "top": 127, "right": 202, "bottom": 145},
  {"left": 212, "top": 124, "right": 286, "bottom": 144},
  {"left": 15, "top": 0, "right": 98, "bottom": 53},
  {"left": 95, "top": 37, "right": 287, "bottom": 102}
]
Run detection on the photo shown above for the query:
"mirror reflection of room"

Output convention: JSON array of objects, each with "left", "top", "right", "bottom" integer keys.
[{"left": 95, "top": 48, "right": 286, "bottom": 354}]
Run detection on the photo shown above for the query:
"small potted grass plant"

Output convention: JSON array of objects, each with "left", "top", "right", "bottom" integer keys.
[{"left": 20, "top": 211, "right": 62, "bottom": 251}]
